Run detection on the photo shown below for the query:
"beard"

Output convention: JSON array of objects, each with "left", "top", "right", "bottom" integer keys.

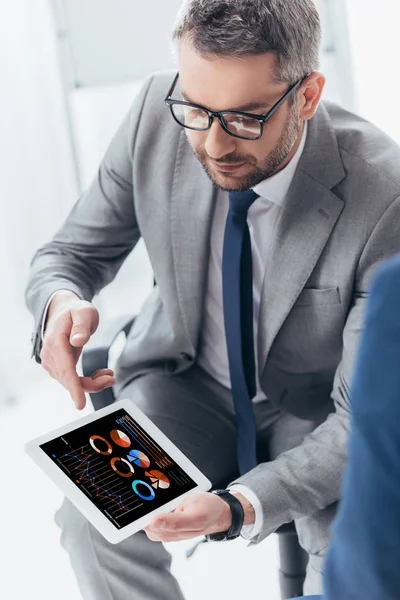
[{"left": 191, "top": 104, "right": 302, "bottom": 192}]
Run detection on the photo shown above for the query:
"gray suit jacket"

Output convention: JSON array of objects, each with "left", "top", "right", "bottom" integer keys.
[{"left": 26, "top": 72, "right": 400, "bottom": 553}]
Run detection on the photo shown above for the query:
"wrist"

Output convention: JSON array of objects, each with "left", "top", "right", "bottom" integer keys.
[
  {"left": 230, "top": 491, "right": 256, "bottom": 526},
  {"left": 47, "top": 290, "right": 80, "bottom": 322},
  {"left": 206, "top": 489, "right": 244, "bottom": 541},
  {"left": 44, "top": 291, "right": 82, "bottom": 336}
]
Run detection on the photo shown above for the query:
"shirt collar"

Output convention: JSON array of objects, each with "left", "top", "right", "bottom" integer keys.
[{"left": 253, "top": 121, "right": 308, "bottom": 206}]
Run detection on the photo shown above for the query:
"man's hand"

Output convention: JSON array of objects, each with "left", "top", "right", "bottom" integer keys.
[
  {"left": 144, "top": 491, "right": 255, "bottom": 543},
  {"left": 40, "top": 291, "right": 115, "bottom": 409}
]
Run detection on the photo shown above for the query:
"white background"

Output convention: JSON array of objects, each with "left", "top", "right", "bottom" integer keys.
[{"left": 0, "top": 1, "right": 397, "bottom": 598}]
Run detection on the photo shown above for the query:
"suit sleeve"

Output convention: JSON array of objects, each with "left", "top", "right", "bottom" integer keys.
[
  {"left": 230, "top": 195, "right": 400, "bottom": 543},
  {"left": 25, "top": 76, "right": 154, "bottom": 362}
]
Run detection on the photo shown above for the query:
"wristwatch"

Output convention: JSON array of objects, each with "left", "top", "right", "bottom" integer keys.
[{"left": 205, "top": 489, "right": 245, "bottom": 542}]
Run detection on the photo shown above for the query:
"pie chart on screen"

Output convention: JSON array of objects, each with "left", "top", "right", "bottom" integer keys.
[
  {"left": 127, "top": 449, "right": 150, "bottom": 468},
  {"left": 89, "top": 435, "right": 112, "bottom": 455},
  {"left": 110, "top": 429, "right": 131, "bottom": 448},
  {"left": 145, "top": 470, "right": 170, "bottom": 489}
]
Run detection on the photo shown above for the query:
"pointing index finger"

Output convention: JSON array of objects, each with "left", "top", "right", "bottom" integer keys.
[{"left": 57, "top": 333, "right": 87, "bottom": 409}]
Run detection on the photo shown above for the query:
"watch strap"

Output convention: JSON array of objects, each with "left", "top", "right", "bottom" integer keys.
[{"left": 206, "top": 489, "right": 245, "bottom": 541}]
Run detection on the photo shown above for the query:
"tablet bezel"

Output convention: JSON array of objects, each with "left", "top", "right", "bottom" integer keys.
[{"left": 25, "top": 398, "right": 212, "bottom": 544}]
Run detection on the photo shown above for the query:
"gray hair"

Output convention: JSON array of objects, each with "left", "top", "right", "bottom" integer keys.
[{"left": 172, "top": 0, "right": 321, "bottom": 84}]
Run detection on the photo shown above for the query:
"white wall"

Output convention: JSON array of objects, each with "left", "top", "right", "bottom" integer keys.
[
  {"left": 56, "top": 0, "right": 183, "bottom": 87},
  {"left": 346, "top": 0, "right": 400, "bottom": 144},
  {"left": 0, "top": 0, "right": 78, "bottom": 367}
]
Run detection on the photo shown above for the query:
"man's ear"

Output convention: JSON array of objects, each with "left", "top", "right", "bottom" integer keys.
[{"left": 299, "top": 72, "right": 326, "bottom": 120}]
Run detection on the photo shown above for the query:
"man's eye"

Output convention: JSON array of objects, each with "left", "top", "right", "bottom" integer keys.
[
  {"left": 189, "top": 109, "right": 205, "bottom": 118},
  {"left": 229, "top": 115, "right": 259, "bottom": 127},
  {"left": 239, "top": 117, "right": 258, "bottom": 126}
]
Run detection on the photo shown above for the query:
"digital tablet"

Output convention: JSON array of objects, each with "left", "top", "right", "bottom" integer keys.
[{"left": 25, "top": 398, "right": 211, "bottom": 544}]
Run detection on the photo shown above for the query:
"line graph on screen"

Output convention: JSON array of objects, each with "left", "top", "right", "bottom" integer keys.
[{"left": 60, "top": 444, "right": 143, "bottom": 519}]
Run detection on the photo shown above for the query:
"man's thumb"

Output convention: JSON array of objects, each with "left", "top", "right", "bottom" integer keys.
[
  {"left": 70, "top": 330, "right": 89, "bottom": 347},
  {"left": 69, "top": 304, "right": 98, "bottom": 347},
  {"left": 70, "top": 319, "right": 90, "bottom": 347}
]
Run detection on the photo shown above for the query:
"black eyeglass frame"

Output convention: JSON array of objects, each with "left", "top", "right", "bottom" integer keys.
[{"left": 164, "top": 72, "right": 309, "bottom": 141}]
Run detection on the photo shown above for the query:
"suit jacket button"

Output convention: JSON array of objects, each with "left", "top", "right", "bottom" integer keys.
[
  {"left": 180, "top": 352, "right": 193, "bottom": 361},
  {"left": 166, "top": 360, "right": 177, "bottom": 373}
]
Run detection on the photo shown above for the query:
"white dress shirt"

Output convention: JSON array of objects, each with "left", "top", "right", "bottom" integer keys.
[
  {"left": 42, "top": 124, "right": 307, "bottom": 540},
  {"left": 198, "top": 124, "right": 308, "bottom": 538}
]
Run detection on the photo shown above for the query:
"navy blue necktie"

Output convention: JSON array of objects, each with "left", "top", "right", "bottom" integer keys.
[{"left": 223, "top": 190, "right": 259, "bottom": 475}]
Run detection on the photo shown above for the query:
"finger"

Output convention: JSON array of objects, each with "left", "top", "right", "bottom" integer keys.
[
  {"left": 80, "top": 375, "right": 115, "bottom": 393},
  {"left": 150, "top": 513, "right": 205, "bottom": 533},
  {"left": 70, "top": 304, "right": 99, "bottom": 347},
  {"left": 91, "top": 369, "right": 115, "bottom": 379},
  {"left": 143, "top": 528, "right": 162, "bottom": 542},
  {"left": 56, "top": 333, "right": 87, "bottom": 409},
  {"left": 147, "top": 530, "right": 204, "bottom": 543}
]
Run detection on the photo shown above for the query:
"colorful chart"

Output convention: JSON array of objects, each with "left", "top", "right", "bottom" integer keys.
[
  {"left": 145, "top": 470, "right": 170, "bottom": 490},
  {"left": 132, "top": 480, "right": 156, "bottom": 501},
  {"left": 61, "top": 445, "right": 132, "bottom": 511},
  {"left": 110, "top": 429, "right": 131, "bottom": 448},
  {"left": 89, "top": 435, "right": 112, "bottom": 455},
  {"left": 127, "top": 449, "right": 150, "bottom": 468},
  {"left": 40, "top": 407, "right": 199, "bottom": 531},
  {"left": 110, "top": 457, "right": 134, "bottom": 478}
]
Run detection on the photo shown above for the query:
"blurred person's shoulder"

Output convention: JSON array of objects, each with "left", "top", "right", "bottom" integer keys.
[
  {"left": 323, "top": 100, "right": 400, "bottom": 193},
  {"left": 372, "top": 252, "right": 400, "bottom": 298}
]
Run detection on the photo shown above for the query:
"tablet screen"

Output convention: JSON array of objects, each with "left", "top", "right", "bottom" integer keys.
[{"left": 40, "top": 408, "right": 197, "bottom": 529}]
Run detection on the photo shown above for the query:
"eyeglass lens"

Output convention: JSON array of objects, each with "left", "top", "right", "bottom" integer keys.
[{"left": 171, "top": 104, "right": 262, "bottom": 140}]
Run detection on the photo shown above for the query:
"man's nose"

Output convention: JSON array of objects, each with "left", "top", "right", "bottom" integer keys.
[{"left": 204, "top": 119, "right": 236, "bottom": 160}]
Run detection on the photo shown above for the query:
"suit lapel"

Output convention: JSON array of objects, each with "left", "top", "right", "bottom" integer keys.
[
  {"left": 170, "top": 132, "right": 217, "bottom": 352},
  {"left": 258, "top": 102, "right": 346, "bottom": 373}
]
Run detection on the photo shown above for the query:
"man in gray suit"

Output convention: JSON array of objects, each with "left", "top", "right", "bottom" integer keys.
[{"left": 26, "top": 0, "right": 400, "bottom": 597}]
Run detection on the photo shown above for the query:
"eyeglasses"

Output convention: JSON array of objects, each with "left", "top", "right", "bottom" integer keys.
[{"left": 164, "top": 73, "right": 308, "bottom": 141}]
